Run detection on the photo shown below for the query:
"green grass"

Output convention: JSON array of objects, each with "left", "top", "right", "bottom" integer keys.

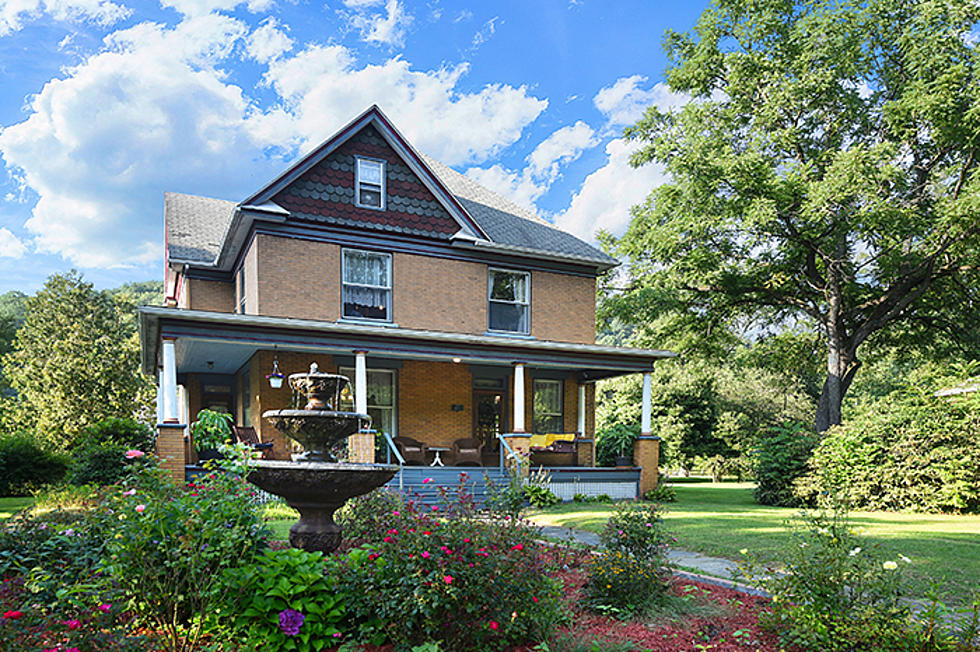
[
  {"left": 0, "top": 497, "right": 33, "bottom": 520},
  {"left": 259, "top": 500, "right": 297, "bottom": 542},
  {"left": 531, "top": 482, "right": 980, "bottom": 606}
]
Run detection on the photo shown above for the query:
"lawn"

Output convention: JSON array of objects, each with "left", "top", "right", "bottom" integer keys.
[
  {"left": 531, "top": 482, "right": 980, "bottom": 606},
  {"left": 0, "top": 497, "right": 33, "bottom": 520}
]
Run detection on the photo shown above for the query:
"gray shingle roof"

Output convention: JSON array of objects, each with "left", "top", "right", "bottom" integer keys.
[
  {"left": 166, "top": 151, "right": 618, "bottom": 268},
  {"left": 165, "top": 192, "right": 236, "bottom": 264}
]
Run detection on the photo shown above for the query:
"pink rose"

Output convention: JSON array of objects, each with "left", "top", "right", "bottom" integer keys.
[
  {"left": 422, "top": 477, "right": 433, "bottom": 484},
  {"left": 135, "top": 504, "right": 146, "bottom": 513},
  {"left": 122, "top": 489, "right": 136, "bottom": 496},
  {"left": 98, "top": 603, "right": 112, "bottom": 613},
  {"left": 443, "top": 575, "right": 453, "bottom": 584},
  {"left": 124, "top": 450, "right": 145, "bottom": 460}
]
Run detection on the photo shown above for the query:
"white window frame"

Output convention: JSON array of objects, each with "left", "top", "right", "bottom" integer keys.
[
  {"left": 487, "top": 268, "right": 531, "bottom": 335},
  {"left": 237, "top": 265, "right": 246, "bottom": 314},
  {"left": 355, "top": 157, "right": 386, "bottom": 210},
  {"left": 532, "top": 378, "right": 563, "bottom": 434},
  {"left": 342, "top": 248, "right": 393, "bottom": 322},
  {"left": 340, "top": 366, "right": 397, "bottom": 438}
]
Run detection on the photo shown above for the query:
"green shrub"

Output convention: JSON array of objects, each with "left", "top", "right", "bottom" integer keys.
[
  {"left": 752, "top": 422, "right": 817, "bottom": 507},
  {"left": 524, "top": 483, "right": 560, "bottom": 508},
  {"left": 0, "top": 431, "right": 68, "bottom": 496},
  {"left": 190, "top": 409, "right": 233, "bottom": 451},
  {"left": 74, "top": 417, "right": 155, "bottom": 450},
  {"left": 101, "top": 461, "right": 270, "bottom": 651},
  {"left": 67, "top": 418, "right": 156, "bottom": 487},
  {"left": 797, "top": 374, "right": 980, "bottom": 513},
  {"left": 643, "top": 483, "right": 677, "bottom": 503},
  {"left": 600, "top": 501, "right": 673, "bottom": 563},
  {"left": 595, "top": 423, "right": 639, "bottom": 467},
  {"left": 219, "top": 548, "right": 346, "bottom": 651},
  {"left": 583, "top": 549, "right": 669, "bottom": 616},
  {"left": 736, "top": 492, "right": 971, "bottom": 651},
  {"left": 572, "top": 493, "right": 613, "bottom": 503}
]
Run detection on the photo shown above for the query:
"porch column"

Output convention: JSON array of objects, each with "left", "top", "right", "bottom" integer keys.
[
  {"left": 577, "top": 384, "right": 586, "bottom": 435},
  {"left": 350, "top": 350, "right": 374, "bottom": 463},
  {"left": 513, "top": 362, "right": 526, "bottom": 433},
  {"left": 576, "top": 382, "right": 594, "bottom": 467},
  {"left": 157, "top": 337, "right": 186, "bottom": 482},
  {"left": 641, "top": 371, "right": 652, "bottom": 435},
  {"left": 162, "top": 337, "right": 179, "bottom": 423}
]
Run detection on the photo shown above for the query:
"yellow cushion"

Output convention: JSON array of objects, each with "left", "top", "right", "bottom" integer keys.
[{"left": 529, "top": 434, "right": 549, "bottom": 448}]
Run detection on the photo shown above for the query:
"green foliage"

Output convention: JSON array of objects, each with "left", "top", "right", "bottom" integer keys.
[
  {"left": 0, "top": 431, "right": 68, "bottom": 496},
  {"left": 573, "top": 493, "right": 613, "bottom": 504},
  {"left": 486, "top": 466, "right": 529, "bottom": 520},
  {"left": 219, "top": 548, "right": 346, "bottom": 651},
  {"left": 524, "top": 483, "right": 560, "bottom": 508},
  {"left": 609, "top": 0, "right": 980, "bottom": 431},
  {"left": 595, "top": 422, "right": 639, "bottom": 467},
  {"left": 68, "top": 418, "right": 156, "bottom": 486},
  {"left": 643, "top": 483, "right": 677, "bottom": 503},
  {"left": 1, "top": 272, "right": 155, "bottom": 448},
  {"left": 190, "top": 409, "right": 233, "bottom": 451},
  {"left": 797, "top": 367, "right": 980, "bottom": 513},
  {"left": 600, "top": 501, "right": 673, "bottom": 563},
  {"left": 736, "top": 493, "right": 970, "bottom": 651},
  {"left": 102, "top": 462, "right": 270, "bottom": 651},
  {"left": 752, "top": 422, "right": 818, "bottom": 507}
]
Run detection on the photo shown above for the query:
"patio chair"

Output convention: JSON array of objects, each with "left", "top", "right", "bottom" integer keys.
[
  {"left": 451, "top": 438, "right": 484, "bottom": 466},
  {"left": 392, "top": 436, "right": 428, "bottom": 465},
  {"left": 231, "top": 426, "right": 274, "bottom": 459}
]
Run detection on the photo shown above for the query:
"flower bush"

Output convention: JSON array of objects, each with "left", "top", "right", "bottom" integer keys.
[
  {"left": 584, "top": 501, "right": 674, "bottom": 615},
  {"left": 100, "top": 458, "right": 270, "bottom": 651},
  {"left": 339, "top": 482, "right": 563, "bottom": 650},
  {"left": 736, "top": 491, "right": 975, "bottom": 651},
  {"left": 217, "top": 548, "right": 347, "bottom": 651}
]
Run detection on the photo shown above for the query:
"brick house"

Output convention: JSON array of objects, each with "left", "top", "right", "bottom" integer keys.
[{"left": 140, "top": 105, "right": 672, "bottom": 499}]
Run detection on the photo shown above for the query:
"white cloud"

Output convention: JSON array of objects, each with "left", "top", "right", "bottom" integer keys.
[
  {"left": 245, "top": 16, "right": 292, "bottom": 63},
  {"left": 527, "top": 120, "right": 596, "bottom": 181},
  {"left": 159, "top": 0, "right": 273, "bottom": 19},
  {"left": 0, "top": 14, "right": 272, "bottom": 268},
  {"left": 470, "top": 16, "right": 497, "bottom": 49},
  {"left": 0, "top": 0, "right": 131, "bottom": 36},
  {"left": 0, "top": 228, "right": 27, "bottom": 258},
  {"left": 341, "top": 0, "right": 382, "bottom": 7},
  {"left": 593, "top": 75, "right": 688, "bottom": 127},
  {"left": 466, "top": 164, "right": 547, "bottom": 209},
  {"left": 263, "top": 49, "right": 547, "bottom": 165},
  {"left": 465, "top": 120, "right": 598, "bottom": 211},
  {"left": 346, "top": 0, "right": 412, "bottom": 48},
  {"left": 554, "top": 137, "right": 668, "bottom": 243}
]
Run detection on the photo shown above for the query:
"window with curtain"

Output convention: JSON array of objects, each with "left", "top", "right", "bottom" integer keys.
[
  {"left": 488, "top": 269, "right": 529, "bottom": 333},
  {"left": 532, "top": 379, "right": 563, "bottom": 433},
  {"left": 340, "top": 367, "right": 397, "bottom": 437},
  {"left": 342, "top": 249, "right": 392, "bottom": 321}
]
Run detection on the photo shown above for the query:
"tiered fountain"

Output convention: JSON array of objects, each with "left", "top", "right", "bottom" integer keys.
[{"left": 246, "top": 363, "right": 398, "bottom": 553}]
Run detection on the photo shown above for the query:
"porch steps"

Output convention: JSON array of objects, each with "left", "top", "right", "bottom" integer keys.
[{"left": 385, "top": 465, "right": 510, "bottom": 506}]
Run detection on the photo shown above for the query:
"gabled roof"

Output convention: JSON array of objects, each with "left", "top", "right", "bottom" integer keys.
[{"left": 165, "top": 105, "right": 618, "bottom": 270}]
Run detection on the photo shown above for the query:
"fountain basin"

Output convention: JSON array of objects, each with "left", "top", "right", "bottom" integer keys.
[
  {"left": 248, "top": 460, "right": 398, "bottom": 553},
  {"left": 262, "top": 409, "right": 369, "bottom": 461}
]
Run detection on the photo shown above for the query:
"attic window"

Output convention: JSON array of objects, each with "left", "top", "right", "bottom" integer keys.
[{"left": 356, "top": 157, "right": 385, "bottom": 209}]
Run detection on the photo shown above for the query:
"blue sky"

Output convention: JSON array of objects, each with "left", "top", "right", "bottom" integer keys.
[{"left": 0, "top": 0, "right": 709, "bottom": 293}]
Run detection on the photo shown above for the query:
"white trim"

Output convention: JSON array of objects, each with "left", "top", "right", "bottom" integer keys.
[
  {"left": 355, "top": 157, "right": 386, "bottom": 210},
  {"left": 577, "top": 384, "right": 586, "bottom": 435},
  {"left": 641, "top": 372, "right": 652, "bottom": 435},
  {"left": 354, "top": 352, "right": 368, "bottom": 415},
  {"left": 341, "top": 364, "right": 398, "bottom": 438},
  {"left": 162, "top": 339, "right": 179, "bottom": 422},
  {"left": 513, "top": 362, "right": 526, "bottom": 433}
]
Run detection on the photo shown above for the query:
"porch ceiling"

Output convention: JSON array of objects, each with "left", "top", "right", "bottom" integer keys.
[{"left": 140, "top": 307, "right": 675, "bottom": 379}]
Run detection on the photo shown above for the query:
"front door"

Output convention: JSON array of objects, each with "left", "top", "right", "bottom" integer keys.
[{"left": 473, "top": 390, "right": 506, "bottom": 452}]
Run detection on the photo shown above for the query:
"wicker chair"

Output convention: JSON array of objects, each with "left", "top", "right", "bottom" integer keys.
[
  {"left": 231, "top": 426, "right": 274, "bottom": 459},
  {"left": 451, "top": 438, "right": 484, "bottom": 466},
  {"left": 392, "top": 436, "right": 428, "bottom": 465}
]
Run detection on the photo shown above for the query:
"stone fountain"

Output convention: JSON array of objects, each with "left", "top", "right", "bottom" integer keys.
[{"left": 246, "top": 363, "right": 398, "bottom": 553}]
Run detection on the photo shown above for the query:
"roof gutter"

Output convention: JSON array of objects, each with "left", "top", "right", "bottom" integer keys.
[{"left": 452, "top": 239, "right": 620, "bottom": 271}]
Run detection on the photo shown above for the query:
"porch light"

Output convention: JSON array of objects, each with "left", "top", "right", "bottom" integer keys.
[
  {"left": 452, "top": 357, "right": 462, "bottom": 363},
  {"left": 267, "top": 355, "right": 285, "bottom": 388}
]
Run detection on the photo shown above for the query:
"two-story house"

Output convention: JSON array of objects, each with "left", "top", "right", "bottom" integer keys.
[{"left": 140, "top": 105, "right": 672, "bottom": 499}]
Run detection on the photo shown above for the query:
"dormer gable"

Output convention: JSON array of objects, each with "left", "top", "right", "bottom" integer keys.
[{"left": 242, "top": 105, "right": 488, "bottom": 242}]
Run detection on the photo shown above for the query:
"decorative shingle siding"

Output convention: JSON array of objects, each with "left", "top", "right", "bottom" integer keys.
[{"left": 272, "top": 125, "right": 460, "bottom": 238}]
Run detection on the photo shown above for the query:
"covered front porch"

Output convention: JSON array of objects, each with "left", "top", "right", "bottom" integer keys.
[{"left": 141, "top": 307, "right": 672, "bottom": 499}]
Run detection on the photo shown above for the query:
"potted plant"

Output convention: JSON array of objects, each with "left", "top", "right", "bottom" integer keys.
[
  {"left": 190, "top": 409, "right": 233, "bottom": 462},
  {"left": 598, "top": 423, "right": 638, "bottom": 468}
]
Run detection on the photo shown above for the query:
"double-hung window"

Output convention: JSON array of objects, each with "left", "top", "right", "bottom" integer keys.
[
  {"left": 532, "top": 379, "right": 563, "bottom": 433},
  {"left": 355, "top": 157, "right": 385, "bottom": 209},
  {"left": 488, "top": 269, "right": 530, "bottom": 334},
  {"left": 339, "top": 367, "right": 397, "bottom": 438},
  {"left": 342, "top": 249, "right": 392, "bottom": 321}
]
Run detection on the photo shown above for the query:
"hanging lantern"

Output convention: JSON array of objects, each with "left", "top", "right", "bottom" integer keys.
[{"left": 266, "top": 355, "right": 284, "bottom": 388}]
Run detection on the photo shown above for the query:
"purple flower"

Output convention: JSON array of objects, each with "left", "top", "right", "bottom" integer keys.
[{"left": 278, "top": 609, "right": 304, "bottom": 636}]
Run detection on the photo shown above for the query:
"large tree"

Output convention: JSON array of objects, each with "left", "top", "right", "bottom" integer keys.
[
  {"left": 1, "top": 272, "right": 155, "bottom": 448},
  {"left": 613, "top": 0, "right": 980, "bottom": 431}
]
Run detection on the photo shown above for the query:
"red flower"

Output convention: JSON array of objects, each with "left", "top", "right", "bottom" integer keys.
[
  {"left": 532, "top": 596, "right": 539, "bottom": 603},
  {"left": 443, "top": 575, "right": 453, "bottom": 584},
  {"left": 383, "top": 536, "right": 394, "bottom": 543},
  {"left": 511, "top": 543, "right": 524, "bottom": 551},
  {"left": 488, "top": 620, "right": 499, "bottom": 630},
  {"left": 65, "top": 619, "right": 82, "bottom": 630},
  {"left": 2, "top": 610, "right": 23, "bottom": 620}
]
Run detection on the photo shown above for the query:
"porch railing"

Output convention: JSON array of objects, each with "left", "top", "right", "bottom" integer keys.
[
  {"left": 379, "top": 430, "right": 406, "bottom": 491},
  {"left": 496, "top": 433, "right": 521, "bottom": 472}
]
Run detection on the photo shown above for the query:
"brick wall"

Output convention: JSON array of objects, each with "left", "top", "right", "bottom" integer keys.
[
  {"left": 531, "top": 271, "right": 595, "bottom": 344},
  {"left": 393, "top": 253, "right": 486, "bottom": 334},
  {"left": 185, "top": 278, "right": 235, "bottom": 312},
  {"left": 398, "top": 360, "right": 473, "bottom": 447},
  {"left": 253, "top": 234, "right": 342, "bottom": 322}
]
